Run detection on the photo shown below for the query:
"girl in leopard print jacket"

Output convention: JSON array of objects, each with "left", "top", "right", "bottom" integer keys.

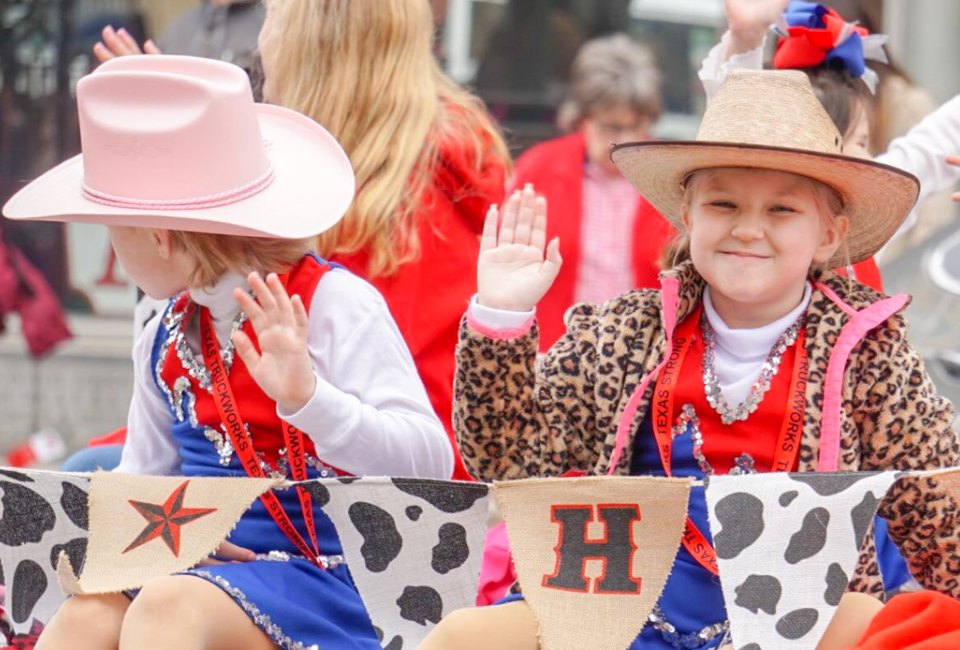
[{"left": 423, "top": 71, "right": 960, "bottom": 650}]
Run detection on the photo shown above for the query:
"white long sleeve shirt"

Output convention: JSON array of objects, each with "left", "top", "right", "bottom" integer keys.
[{"left": 116, "top": 268, "right": 453, "bottom": 479}]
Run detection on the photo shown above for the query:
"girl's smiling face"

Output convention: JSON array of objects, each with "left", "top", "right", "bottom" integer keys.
[{"left": 683, "top": 168, "right": 848, "bottom": 328}]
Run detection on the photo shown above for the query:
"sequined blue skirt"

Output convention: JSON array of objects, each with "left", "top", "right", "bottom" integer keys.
[{"left": 171, "top": 423, "right": 380, "bottom": 649}]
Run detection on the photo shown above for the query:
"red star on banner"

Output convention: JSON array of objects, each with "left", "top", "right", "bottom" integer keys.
[{"left": 123, "top": 480, "right": 217, "bottom": 557}]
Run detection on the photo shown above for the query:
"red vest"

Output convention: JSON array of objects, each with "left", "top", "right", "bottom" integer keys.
[
  {"left": 662, "top": 310, "right": 802, "bottom": 475},
  {"left": 158, "top": 256, "right": 331, "bottom": 471}
]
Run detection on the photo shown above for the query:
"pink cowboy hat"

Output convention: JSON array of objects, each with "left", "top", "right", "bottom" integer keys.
[{"left": 2, "top": 55, "right": 355, "bottom": 239}]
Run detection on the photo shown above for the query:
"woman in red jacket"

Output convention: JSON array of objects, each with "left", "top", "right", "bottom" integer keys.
[
  {"left": 258, "top": 0, "right": 510, "bottom": 479},
  {"left": 510, "top": 33, "right": 670, "bottom": 351}
]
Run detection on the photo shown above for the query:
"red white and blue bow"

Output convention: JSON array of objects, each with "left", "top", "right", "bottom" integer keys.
[{"left": 773, "top": 1, "right": 888, "bottom": 92}]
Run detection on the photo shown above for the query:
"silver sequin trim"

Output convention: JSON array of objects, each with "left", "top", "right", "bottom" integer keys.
[
  {"left": 730, "top": 453, "right": 758, "bottom": 476},
  {"left": 701, "top": 312, "right": 804, "bottom": 425},
  {"left": 172, "top": 377, "right": 199, "bottom": 427},
  {"left": 155, "top": 303, "right": 187, "bottom": 417},
  {"left": 203, "top": 425, "right": 235, "bottom": 467},
  {"left": 252, "top": 550, "right": 346, "bottom": 569},
  {"left": 278, "top": 448, "right": 339, "bottom": 479},
  {"left": 673, "top": 404, "right": 759, "bottom": 479},
  {"left": 648, "top": 604, "right": 729, "bottom": 649},
  {"left": 174, "top": 309, "right": 247, "bottom": 392},
  {"left": 191, "top": 570, "right": 320, "bottom": 650},
  {"left": 673, "top": 404, "right": 714, "bottom": 477}
]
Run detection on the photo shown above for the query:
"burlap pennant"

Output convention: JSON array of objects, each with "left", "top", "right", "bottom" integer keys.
[
  {"left": 706, "top": 471, "right": 898, "bottom": 649},
  {"left": 495, "top": 476, "right": 691, "bottom": 650},
  {"left": 317, "top": 477, "right": 490, "bottom": 649},
  {"left": 62, "top": 472, "right": 279, "bottom": 594},
  {"left": 0, "top": 469, "right": 89, "bottom": 634}
]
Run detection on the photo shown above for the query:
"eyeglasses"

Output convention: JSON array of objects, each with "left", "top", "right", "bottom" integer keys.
[{"left": 591, "top": 119, "right": 650, "bottom": 138}]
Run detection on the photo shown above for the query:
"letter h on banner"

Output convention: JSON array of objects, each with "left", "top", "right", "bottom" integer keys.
[{"left": 542, "top": 504, "right": 642, "bottom": 594}]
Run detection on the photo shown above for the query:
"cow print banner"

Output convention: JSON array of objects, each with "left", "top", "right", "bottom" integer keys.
[
  {"left": 706, "top": 472, "right": 898, "bottom": 649},
  {"left": 0, "top": 469, "right": 89, "bottom": 635},
  {"left": 315, "top": 477, "right": 490, "bottom": 650},
  {"left": 1, "top": 468, "right": 956, "bottom": 649}
]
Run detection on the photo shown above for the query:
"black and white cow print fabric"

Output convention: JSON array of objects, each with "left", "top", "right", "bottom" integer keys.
[
  {"left": 317, "top": 477, "right": 490, "bottom": 650},
  {"left": 0, "top": 469, "right": 89, "bottom": 634},
  {"left": 706, "top": 472, "right": 898, "bottom": 649},
  {"left": 1, "top": 468, "right": 955, "bottom": 650}
]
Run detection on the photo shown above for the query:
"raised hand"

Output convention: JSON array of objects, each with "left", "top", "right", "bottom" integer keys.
[
  {"left": 476, "top": 184, "right": 561, "bottom": 312},
  {"left": 725, "top": 0, "right": 791, "bottom": 54},
  {"left": 92, "top": 25, "right": 161, "bottom": 63},
  {"left": 231, "top": 272, "right": 316, "bottom": 413}
]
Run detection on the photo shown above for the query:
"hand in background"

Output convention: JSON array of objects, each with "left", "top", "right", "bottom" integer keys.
[
  {"left": 476, "top": 184, "right": 561, "bottom": 312},
  {"left": 725, "top": 0, "right": 791, "bottom": 55},
  {"left": 946, "top": 155, "right": 960, "bottom": 202},
  {"left": 232, "top": 272, "right": 317, "bottom": 414},
  {"left": 92, "top": 25, "right": 161, "bottom": 63}
]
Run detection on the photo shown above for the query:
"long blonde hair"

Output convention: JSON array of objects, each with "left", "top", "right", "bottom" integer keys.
[{"left": 266, "top": 0, "right": 509, "bottom": 277}]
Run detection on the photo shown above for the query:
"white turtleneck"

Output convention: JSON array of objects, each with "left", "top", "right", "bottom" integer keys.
[
  {"left": 118, "top": 268, "right": 453, "bottom": 479},
  {"left": 701, "top": 283, "right": 811, "bottom": 407},
  {"left": 467, "top": 282, "right": 811, "bottom": 408}
]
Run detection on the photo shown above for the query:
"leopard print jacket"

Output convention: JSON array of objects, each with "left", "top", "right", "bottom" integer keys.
[{"left": 454, "top": 261, "right": 959, "bottom": 598}]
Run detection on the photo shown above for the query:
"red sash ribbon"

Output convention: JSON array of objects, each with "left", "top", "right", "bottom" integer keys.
[
  {"left": 652, "top": 306, "right": 807, "bottom": 575},
  {"left": 200, "top": 307, "right": 325, "bottom": 569}
]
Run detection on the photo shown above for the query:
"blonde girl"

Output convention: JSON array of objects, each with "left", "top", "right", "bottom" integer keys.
[{"left": 422, "top": 69, "right": 958, "bottom": 650}]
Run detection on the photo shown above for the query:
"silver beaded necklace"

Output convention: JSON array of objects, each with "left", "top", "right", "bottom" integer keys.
[{"left": 700, "top": 311, "right": 805, "bottom": 426}]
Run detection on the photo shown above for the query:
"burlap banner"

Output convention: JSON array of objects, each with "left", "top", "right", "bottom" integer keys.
[
  {"left": 495, "top": 476, "right": 691, "bottom": 650},
  {"left": 58, "top": 472, "right": 278, "bottom": 594},
  {"left": 0, "top": 469, "right": 88, "bottom": 635},
  {"left": 706, "top": 471, "right": 899, "bottom": 649},
  {"left": 318, "top": 477, "right": 490, "bottom": 649},
  {"left": 1, "top": 467, "right": 958, "bottom": 649}
]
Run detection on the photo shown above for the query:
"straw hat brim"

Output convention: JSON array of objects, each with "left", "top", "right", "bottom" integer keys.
[
  {"left": 610, "top": 141, "right": 920, "bottom": 267},
  {"left": 2, "top": 104, "right": 354, "bottom": 239}
]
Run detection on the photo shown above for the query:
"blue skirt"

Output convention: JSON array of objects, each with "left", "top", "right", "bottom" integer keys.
[{"left": 169, "top": 419, "right": 381, "bottom": 649}]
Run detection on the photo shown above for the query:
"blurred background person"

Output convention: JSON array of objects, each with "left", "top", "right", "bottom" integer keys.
[{"left": 509, "top": 33, "right": 671, "bottom": 351}]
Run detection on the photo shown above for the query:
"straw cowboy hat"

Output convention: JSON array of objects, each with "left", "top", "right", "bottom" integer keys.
[
  {"left": 3, "top": 55, "right": 354, "bottom": 239},
  {"left": 611, "top": 69, "right": 919, "bottom": 266}
]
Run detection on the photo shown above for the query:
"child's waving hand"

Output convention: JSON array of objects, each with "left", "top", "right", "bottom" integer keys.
[
  {"left": 477, "top": 184, "right": 561, "bottom": 312},
  {"left": 232, "top": 272, "right": 316, "bottom": 413},
  {"left": 725, "top": 0, "right": 790, "bottom": 54}
]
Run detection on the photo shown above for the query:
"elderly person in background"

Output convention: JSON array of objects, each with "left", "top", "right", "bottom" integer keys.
[{"left": 510, "top": 33, "right": 669, "bottom": 351}]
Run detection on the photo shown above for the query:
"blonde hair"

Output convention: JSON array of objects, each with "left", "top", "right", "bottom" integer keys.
[
  {"left": 265, "top": 0, "right": 509, "bottom": 277},
  {"left": 663, "top": 168, "right": 849, "bottom": 272},
  {"left": 557, "top": 33, "right": 662, "bottom": 132},
  {"left": 168, "top": 231, "right": 312, "bottom": 287}
]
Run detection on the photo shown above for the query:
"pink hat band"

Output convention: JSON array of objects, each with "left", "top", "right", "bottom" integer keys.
[{"left": 80, "top": 163, "right": 275, "bottom": 210}]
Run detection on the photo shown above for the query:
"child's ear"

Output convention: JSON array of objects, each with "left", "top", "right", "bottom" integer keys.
[
  {"left": 813, "top": 214, "right": 850, "bottom": 264},
  {"left": 680, "top": 204, "right": 692, "bottom": 231},
  {"left": 150, "top": 229, "right": 174, "bottom": 260}
]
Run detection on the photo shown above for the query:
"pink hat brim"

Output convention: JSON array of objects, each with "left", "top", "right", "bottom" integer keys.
[{"left": 2, "top": 104, "right": 354, "bottom": 239}]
